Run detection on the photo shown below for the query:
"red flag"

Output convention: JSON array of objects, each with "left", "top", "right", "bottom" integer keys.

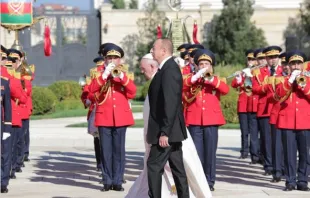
[
  {"left": 193, "top": 21, "right": 199, "bottom": 44},
  {"left": 157, "top": 24, "right": 162, "bottom": 39},
  {"left": 44, "top": 25, "right": 52, "bottom": 56}
]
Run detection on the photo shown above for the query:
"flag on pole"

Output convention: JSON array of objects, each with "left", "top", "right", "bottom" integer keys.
[{"left": 1, "top": 0, "right": 33, "bottom": 25}]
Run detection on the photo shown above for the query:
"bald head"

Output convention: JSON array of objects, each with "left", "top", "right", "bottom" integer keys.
[
  {"left": 140, "top": 54, "right": 159, "bottom": 80},
  {"left": 151, "top": 38, "right": 173, "bottom": 64}
]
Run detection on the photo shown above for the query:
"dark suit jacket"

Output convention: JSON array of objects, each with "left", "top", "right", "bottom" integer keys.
[{"left": 147, "top": 57, "right": 187, "bottom": 144}]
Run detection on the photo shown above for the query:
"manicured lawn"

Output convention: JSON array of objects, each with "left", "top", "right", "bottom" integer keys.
[
  {"left": 31, "top": 106, "right": 143, "bottom": 120},
  {"left": 66, "top": 119, "right": 240, "bottom": 129}
]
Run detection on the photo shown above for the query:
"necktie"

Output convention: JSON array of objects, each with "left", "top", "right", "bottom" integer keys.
[{"left": 270, "top": 67, "right": 275, "bottom": 76}]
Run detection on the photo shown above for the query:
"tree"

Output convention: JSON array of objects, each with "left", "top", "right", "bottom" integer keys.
[
  {"left": 133, "top": 2, "right": 167, "bottom": 84},
  {"left": 110, "top": 0, "right": 125, "bottom": 9},
  {"left": 120, "top": 33, "right": 139, "bottom": 72},
  {"left": 203, "top": 0, "right": 267, "bottom": 65},
  {"left": 283, "top": 0, "right": 310, "bottom": 56},
  {"left": 129, "top": 0, "right": 138, "bottom": 9}
]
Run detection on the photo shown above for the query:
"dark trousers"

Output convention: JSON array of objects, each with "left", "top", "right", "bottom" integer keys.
[
  {"left": 282, "top": 129, "right": 310, "bottom": 188},
  {"left": 271, "top": 124, "right": 283, "bottom": 178},
  {"left": 98, "top": 126, "right": 126, "bottom": 186},
  {"left": 188, "top": 125, "right": 218, "bottom": 187},
  {"left": 94, "top": 137, "right": 101, "bottom": 168},
  {"left": 22, "top": 119, "right": 30, "bottom": 159},
  {"left": 1, "top": 131, "right": 13, "bottom": 187},
  {"left": 258, "top": 117, "right": 272, "bottom": 171},
  {"left": 147, "top": 143, "right": 189, "bottom": 198},
  {"left": 248, "top": 113, "right": 260, "bottom": 162},
  {"left": 238, "top": 113, "right": 249, "bottom": 156},
  {"left": 11, "top": 126, "right": 24, "bottom": 173}
]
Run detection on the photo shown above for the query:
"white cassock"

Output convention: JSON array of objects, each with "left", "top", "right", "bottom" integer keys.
[{"left": 125, "top": 95, "right": 212, "bottom": 198}]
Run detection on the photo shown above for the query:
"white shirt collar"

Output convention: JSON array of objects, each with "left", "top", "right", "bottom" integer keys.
[{"left": 159, "top": 56, "right": 172, "bottom": 70}]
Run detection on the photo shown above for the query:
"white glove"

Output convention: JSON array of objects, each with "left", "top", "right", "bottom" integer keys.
[
  {"left": 2, "top": 132, "right": 10, "bottom": 140},
  {"left": 191, "top": 68, "right": 208, "bottom": 83},
  {"left": 235, "top": 73, "right": 242, "bottom": 84},
  {"left": 242, "top": 68, "right": 253, "bottom": 78},
  {"left": 174, "top": 57, "right": 186, "bottom": 68},
  {"left": 118, "top": 72, "right": 124, "bottom": 80},
  {"left": 85, "top": 99, "right": 91, "bottom": 107},
  {"left": 102, "top": 63, "right": 116, "bottom": 79},
  {"left": 288, "top": 70, "right": 301, "bottom": 84}
]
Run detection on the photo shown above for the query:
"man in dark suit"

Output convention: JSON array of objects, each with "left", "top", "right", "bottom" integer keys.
[{"left": 147, "top": 38, "right": 189, "bottom": 198}]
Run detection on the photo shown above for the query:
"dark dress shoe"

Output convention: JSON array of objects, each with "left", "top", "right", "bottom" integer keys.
[
  {"left": 209, "top": 185, "right": 214, "bottom": 191},
  {"left": 270, "top": 177, "right": 281, "bottom": 183},
  {"left": 10, "top": 173, "right": 16, "bottom": 179},
  {"left": 113, "top": 185, "right": 124, "bottom": 191},
  {"left": 98, "top": 174, "right": 102, "bottom": 178},
  {"left": 21, "top": 163, "right": 25, "bottom": 167},
  {"left": 16, "top": 167, "right": 22, "bottom": 173},
  {"left": 1, "top": 187, "right": 8, "bottom": 193},
  {"left": 263, "top": 170, "right": 272, "bottom": 176},
  {"left": 122, "top": 179, "right": 126, "bottom": 184},
  {"left": 284, "top": 185, "right": 295, "bottom": 191},
  {"left": 100, "top": 185, "right": 112, "bottom": 192},
  {"left": 99, "top": 181, "right": 103, "bottom": 184},
  {"left": 24, "top": 157, "right": 30, "bottom": 162},
  {"left": 239, "top": 154, "right": 247, "bottom": 159},
  {"left": 297, "top": 186, "right": 310, "bottom": 191}
]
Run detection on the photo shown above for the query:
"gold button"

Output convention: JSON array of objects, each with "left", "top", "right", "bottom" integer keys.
[
  {"left": 296, "top": 108, "right": 298, "bottom": 111},
  {"left": 113, "top": 91, "right": 115, "bottom": 93},
  {"left": 202, "top": 107, "right": 205, "bottom": 110},
  {"left": 113, "top": 105, "right": 116, "bottom": 107},
  {"left": 296, "top": 101, "right": 298, "bottom": 104},
  {"left": 203, "top": 100, "right": 205, "bottom": 103},
  {"left": 113, "top": 98, "right": 115, "bottom": 100}
]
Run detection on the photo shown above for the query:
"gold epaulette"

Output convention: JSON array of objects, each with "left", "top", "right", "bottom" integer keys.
[
  {"left": 219, "top": 77, "right": 227, "bottom": 84},
  {"left": 127, "top": 72, "right": 134, "bottom": 81},
  {"left": 121, "top": 64, "right": 129, "bottom": 73},
  {"left": 86, "top": 76, "right": 91, "bottom": 85},
  {"left": 89, "top": 67, "right": 98, "bottom": 79},
  {"left": 7, "top": 67, "right": 14, "bottom": 76},
  {"left": 29, "top": 64, "right": 35, "bottom": 74},
  {"left": 14, "top": 71, "right": 21, "bottom": 79},
  {"left": 1, "top": 76, "right": 8, "bottom": 80},
  {"left": 252, "top": 68, "right": 261, "bottom": 77},
  {"left": 303, "top": 61, "right": 310, "bottom": 71},
  {"left": 275, "top": 76, "right": 285, "bottom": 85}
]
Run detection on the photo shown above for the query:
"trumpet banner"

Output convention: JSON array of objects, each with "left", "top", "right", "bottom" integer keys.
[{"left": 0, "top": 0, "right": 33, "bottom": 25}]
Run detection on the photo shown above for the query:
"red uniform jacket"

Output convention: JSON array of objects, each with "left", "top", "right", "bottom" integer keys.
[
  {"left": 276, "top": 76, "right": 310, "bottom": 130},
  {"left": 20, "top": 77, "right": 32, "bottom": 119},
  {"left": 181, "top": 64, "right": 191, "bottom": 75},
  {"left": 1, "top": 66, "right": 28, "bottom": 127},
  {"left": 89, "top": 73, "right": 136, "bottom": 127},
  {"left": 183, "top": 75, "right": 229, "bottom": 126},
  {"left": 252, "top": 65, "right": 283, "bottom": 117},
  {"left": 231, "top": 76, "right": 249, "bottom": 113}
]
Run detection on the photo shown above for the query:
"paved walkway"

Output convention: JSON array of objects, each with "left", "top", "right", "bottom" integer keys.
[{"left": 2, "top": 116, "right": 310, "bottom": 198}]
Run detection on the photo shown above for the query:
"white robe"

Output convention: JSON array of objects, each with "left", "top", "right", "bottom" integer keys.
[{"left": 125, "top": 95, "right": 212, "bottom": 198}]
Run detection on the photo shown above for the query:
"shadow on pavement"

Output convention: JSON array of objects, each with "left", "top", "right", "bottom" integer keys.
[{"left": 30, "top": 151, "right": 144, "bottom": 190}]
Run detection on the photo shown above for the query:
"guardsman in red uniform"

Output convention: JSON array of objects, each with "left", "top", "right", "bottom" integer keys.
[
  {"left": 1, "top": 48, "right": 12, "bottom": 194},
  {"left": 275, "top": 51, "right": 310, "bottom": 191},
  {"left": 252, "top": 46, "right": 283, "bottom": 176},
  {"left": 231, "top": 49, "right": 260, "bottom": 161},
  {"left": 19, "top": 53, "right": 34, "bottom": 164},
  {"left": 184, "top": 44, "right": 205, "bottom": 74},
  {"left": 183, "top": 49, "right": 229, "bottom": 191},
  {"left": 246, "top": 48, "right": 265, "bottom": 164},
  {"left": 177, "top": 44, "right": 191, "bottom": 74},
  {"left": 267, "top": 52, "right": 289, "bottom": 183},
  {"left": 89, "top": 44, "right": 136, "bottom": 192},
  {"left": 7, "top": 49, "right": 29, "bottom": 178}
]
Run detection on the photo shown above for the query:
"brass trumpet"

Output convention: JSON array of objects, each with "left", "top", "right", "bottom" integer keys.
[
  {"left": 112, "top": 66, "right": 122, "bottom": 78},
  {"left": 226, "top": 63, "right": 266, "bottom": 79},
  {"left": 18, "top": 59, "right": 33, "bottom": 76},
  {"left": 78, "top": 75, "right": 87, "bottom": 87},
  {"left": 296, "top": 76, "right": 307, "bottom": 87},
  {"left": 202, "top": 70, "right": 214, "bottom": 80}
]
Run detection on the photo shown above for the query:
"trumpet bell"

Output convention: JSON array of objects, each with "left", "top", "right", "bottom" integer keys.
[
  {"left": 111, "top": 67, "right": 122, "bottom": 78},
  {"left": 296, "top": 76, "right": 307, "bottom": 86}
]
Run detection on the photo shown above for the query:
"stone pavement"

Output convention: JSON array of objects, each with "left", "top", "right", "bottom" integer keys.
[{"left": 2, "top": 115, "right": 310, "bottom": 198}]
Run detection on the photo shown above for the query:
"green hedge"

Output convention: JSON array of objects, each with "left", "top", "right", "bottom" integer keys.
[
  {"left": 48, "top": 80, "right": 81, "bottom": 101},
  {"left": 32, "top": 87, "right": 57, "bottom": 115}
]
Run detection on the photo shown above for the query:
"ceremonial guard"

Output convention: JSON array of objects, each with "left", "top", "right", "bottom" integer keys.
[
  {"left": 252, "top": 46, "right": 283, "bottom": 175},
  {"left": 183, "top": 49, "right": 229, "bottom": 191},
  {"left": 231, "top": 49, "right": 259, "bottom": 161},
  {"left": 1, "top": 49, "right": 12, "bottom": 194},
  {"left": 19, "top": 52, "right": 34, "bottom": 164},
  {"left": 275, "top": 51, "right": 310, "bottom": 191},
  {"left": 89, "top": 44, "right": 136, "bottom": 192},
  {"left": 177, "top": 43, "right": 191, "bottom": 74}
]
